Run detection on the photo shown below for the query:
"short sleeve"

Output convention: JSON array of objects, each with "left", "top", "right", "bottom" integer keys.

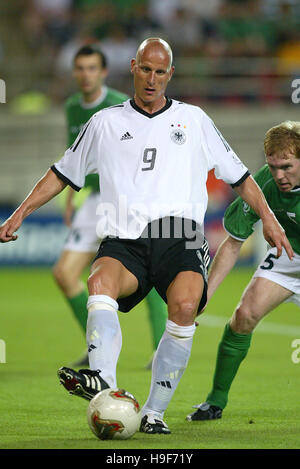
[
  {"left": 224, "top": 165, "right": 273, "bottom": 240},
  {"left": 223, "top": 196, "right": 260, "bottom": 241},
  {"left": 201, "top": 112, "right": 249, "bottom": 186},
  {"left": 51, "top": 116, "right": 99, "bottom": 191}
]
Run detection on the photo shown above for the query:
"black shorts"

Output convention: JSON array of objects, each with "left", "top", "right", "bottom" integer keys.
[{"left": 94, "top": 217, "right": 210, "bottom": 313}]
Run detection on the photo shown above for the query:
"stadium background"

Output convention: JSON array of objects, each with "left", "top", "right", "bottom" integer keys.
[{"left": 0, "top": 0, "right": 300, "bottom": 450}]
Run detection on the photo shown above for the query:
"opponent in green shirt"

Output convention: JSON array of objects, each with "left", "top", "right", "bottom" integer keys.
[
  {"left": 187, "top": 120, "right": 300, "bottom": 422},
  {"left": 65, "top": 87, "right": 128, "bottom": 193},
  {"left": 53, "top": 45, "right": 167, "bottom": 367},
  {"left": 224, "top": 163, "right": 300, "bottom": 255}
]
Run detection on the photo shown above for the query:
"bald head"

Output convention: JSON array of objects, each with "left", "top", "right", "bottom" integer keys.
[
  {"left": 131, "top": 37, "right": 175, "bottom": 113},
  {"left": 136, "top": 38, "right": 173, "bottom": 72}
]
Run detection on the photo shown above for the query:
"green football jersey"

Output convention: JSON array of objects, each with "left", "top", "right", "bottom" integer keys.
[
  {"left": 65, "top": 86, "right": 129, "bottom": 191},
  {"left": 224, "top": 164, "right": 300, "bottom": 255}
]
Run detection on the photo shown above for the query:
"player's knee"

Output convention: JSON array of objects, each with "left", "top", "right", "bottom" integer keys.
[
  {"left": 234, "top": 304, "right": 258, "bottom": 333},
  {"left": 53, "top": 262, "right": 75, "bottom": 290},
  {"left": 87, "top": 270, "right": 116, "bottom": 297},
  {"left": 87, "top": 270, "right": 101, "bottom": 292},
  {"left": 169, "top": 297, "right": 198, "bottom": 325},
  {"left": 53, "top": 263, "right": 67, "bottom": 286}
]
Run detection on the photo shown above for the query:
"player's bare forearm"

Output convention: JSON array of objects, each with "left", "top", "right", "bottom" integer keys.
[
  {"left": 19, "top": 169, "right": 67, "bottom": 218},
  {"left": 207, "top": 235, "right": 242, "bottom": 303},
  {"left": 234, "top": 176, "right": 272, "bottom": 222},
  {"left": 235, "top": 176, "right": 294, "bottom": 260},
  {"left": 64, "top": 187, "right": 75, "bottom": 226},
  {"left": 0, "top": 169, "right": 67, "bottom": 243}
]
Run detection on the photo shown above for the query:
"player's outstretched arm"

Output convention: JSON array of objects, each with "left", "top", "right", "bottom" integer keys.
[
  {"left": 206, "top": 235, "right": 243, "bottom": 304},
  {"left": 234, "top": 175, "right": 294, "bottom": 260},
  {"left": 0, "top": 169, "right": 67, "bottom": 243}
]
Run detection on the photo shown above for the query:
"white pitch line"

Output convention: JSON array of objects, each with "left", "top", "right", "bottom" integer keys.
[{"left": 198, "top": 314, "right": 300, "bottom": 337}]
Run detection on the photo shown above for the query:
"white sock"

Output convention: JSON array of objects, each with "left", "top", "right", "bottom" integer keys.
[
  {"left": 142, "top": 320, "right": 196, "bottom": 418},
  {"left": 86, "top": 294, "right": 122, "bottom": 388}
]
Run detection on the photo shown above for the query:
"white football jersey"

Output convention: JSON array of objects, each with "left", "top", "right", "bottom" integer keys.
[{"left": 53, "top": 99, "right": 249, "bottom": 239}]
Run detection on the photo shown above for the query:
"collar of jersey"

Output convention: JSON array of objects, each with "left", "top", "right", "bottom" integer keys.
[{"left": 130, "top": 97, "right": 172, "bottom": 118}]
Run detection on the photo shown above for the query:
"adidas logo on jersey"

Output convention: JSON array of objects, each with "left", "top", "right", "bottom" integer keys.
[{"left": 121, "top": 131, "right": 133, "bottom": 141}]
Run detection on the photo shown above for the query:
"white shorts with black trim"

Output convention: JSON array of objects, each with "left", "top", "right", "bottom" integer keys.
[
  {"left": 63, "top": 192, "right": 100, "bottom": 253},
  {"left": 253, "top": 247, "right": 300, "bottom": 307}
]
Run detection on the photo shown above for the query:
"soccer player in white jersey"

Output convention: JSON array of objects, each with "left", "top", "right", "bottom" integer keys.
[
  {"left": 52, "top": 45, "right": 167, "bottom": 368},
  {"left": 0, "top": 38, "right": 293, "bottom": 435}
]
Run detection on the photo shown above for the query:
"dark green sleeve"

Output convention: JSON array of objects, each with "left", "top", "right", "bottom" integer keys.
[
  {"left": 224, "top": 165, "right": 270, "bottom": 240},
  {"left": 223, "top": 197, "right": 260, "bottom": 240}
]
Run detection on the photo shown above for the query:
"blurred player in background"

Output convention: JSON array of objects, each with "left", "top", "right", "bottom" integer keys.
[
  {"left": 187, "top": 121, "right": 300, "bottom": 421},
  {"left": 52, "top": 45, "right": 167, "bottom": 367}
]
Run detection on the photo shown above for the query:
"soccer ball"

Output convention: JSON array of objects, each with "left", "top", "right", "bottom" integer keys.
[{"left": 87, "top": 388, "right": 141, "bottom": 440}]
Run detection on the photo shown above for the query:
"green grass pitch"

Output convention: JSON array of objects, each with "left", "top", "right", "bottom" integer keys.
[{"left": 0, "top": 267, "right": 299, "bottom": 449}]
